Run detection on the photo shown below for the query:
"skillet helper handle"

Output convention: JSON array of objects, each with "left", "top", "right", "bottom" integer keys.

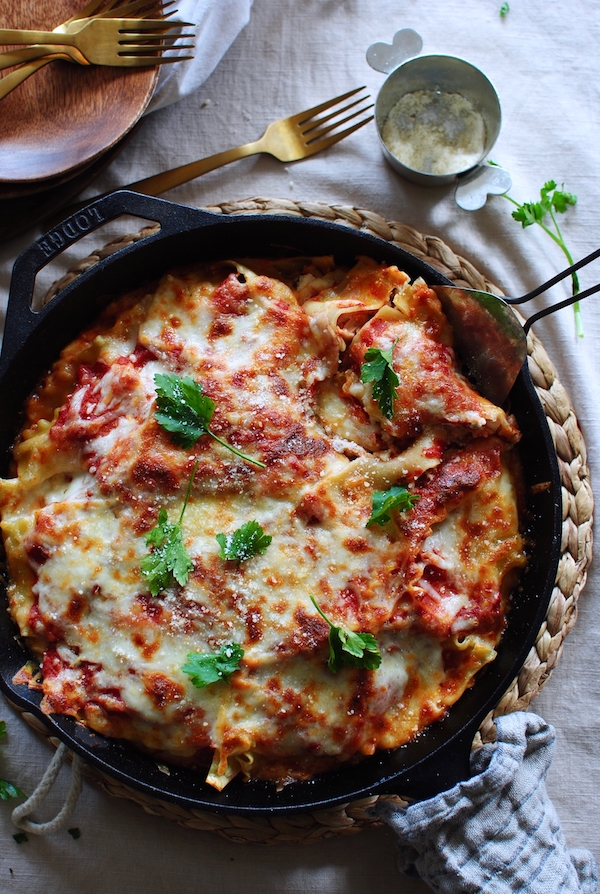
[{"left": 0, "top": 191, "right": 215, "bottom": 375}]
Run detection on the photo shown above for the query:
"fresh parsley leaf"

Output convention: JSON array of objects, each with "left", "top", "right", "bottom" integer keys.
[
  {"left": 141, "top": 509, "right": 193, "bottom": 596},
  {"left": 310, "top": 596, "right": 382, "bottom": 673},
  {"left": 499, "top": 1, "right": 509, "bottom": 16},
  {"left": 216, "top": 521, "right": 272, "bottom": 563},
  {"left": 0, "top": 779, "right": 24, "bottom": 801},
  {"left": 360, "top": 342, "right": 399, "bottom": 419},
  {"left": 511, "top": 181, "right": 577, "bottom": 230},
  {"left": 366, "top": 485, "right": 420, "bottom": 527},
  {"left": 511, "top": 202, "right": 543, "bottom": 227},
  {"left": 496, "top": 177, "right": 581, "bottom": 336},
  {"left": 140, "top": 462, "right": 197, "bottom": 596},
  {"left": 154, "top": 373, "right": 213, "bottom": 448},
  {"left": 0, "top": 721, "right": 24, "bottom": 802},
  {"left": 182, "top": 643, "right": 245, "bottom": 688},
  {"left": 551, "top": 191, "right": 577, "bottom": 214},
  {"left": 154, "top": 373, "right": 266, "bottom": 467}
]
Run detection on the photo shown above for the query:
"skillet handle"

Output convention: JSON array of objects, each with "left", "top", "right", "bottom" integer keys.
[{"left": 0, "top": 191, "right": 216, "bottom": 374}]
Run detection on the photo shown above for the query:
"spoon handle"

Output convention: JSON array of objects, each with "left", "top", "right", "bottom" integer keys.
[
  {"left": 523, "top": 280, "right": 600, "bottom": 333},
  {"left": 509, "top": 245, "right": 600, "bottom": 305}
]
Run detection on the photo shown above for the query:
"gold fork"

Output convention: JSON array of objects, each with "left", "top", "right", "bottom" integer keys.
[
  {"left": 0, "top": 0, "right": 178, "bottom": 99},
  {"left": 128, "top": 87, "right": 374, "bottom": 195},
  {"left": 54, "top": 88, "right": 374, "bottom": 223},
  {"left": 0, "top": 17, "right": 194, "bottom": 66},
  {"left": 0, "top": 0, "right": 178, "bottom": 70}
]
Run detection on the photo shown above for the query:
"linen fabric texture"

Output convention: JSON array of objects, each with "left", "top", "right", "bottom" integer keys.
[
  {"left": 145, "top": 0, "right": 254, "bottom": 113},
  {"left": 375, "top": 712, "right": 598, "bottom": 894}
]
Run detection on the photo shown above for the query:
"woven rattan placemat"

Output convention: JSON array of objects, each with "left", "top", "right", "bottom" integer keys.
[{"left": 19, "top": 198, "right": 593, "bottom": 843}]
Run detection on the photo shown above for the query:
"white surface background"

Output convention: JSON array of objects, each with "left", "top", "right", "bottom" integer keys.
[{"left": 0, "top": 0, "right": 598, "bottom": 890}]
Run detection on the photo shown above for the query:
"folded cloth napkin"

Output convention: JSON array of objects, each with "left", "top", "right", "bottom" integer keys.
[
  {"left": 374, "top": 712, "right": 598, "bottom": 894},
  {"left": 145, "top": 0, "right": 254, "bottom": 113}
]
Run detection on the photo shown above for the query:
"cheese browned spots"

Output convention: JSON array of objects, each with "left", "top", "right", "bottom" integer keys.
[{"left": 0, "top": 256, "right": 524, "bottom": 789}]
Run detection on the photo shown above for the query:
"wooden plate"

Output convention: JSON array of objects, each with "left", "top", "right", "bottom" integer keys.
[
  {"left": 0, "top": 0, "right": 158, "bottom": 183},
  {"left": 0, "top": 122, "right": 142, "bottom": 244},
  {"left": 0, "top": 153, "right": 106, "bottom": 199}
]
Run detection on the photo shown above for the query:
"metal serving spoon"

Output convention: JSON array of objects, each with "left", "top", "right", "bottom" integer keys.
[{"left": 433, "top": 245, "right": 600, "bottom": 405}]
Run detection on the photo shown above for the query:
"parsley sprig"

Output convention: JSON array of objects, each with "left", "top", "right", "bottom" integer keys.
[
  {"left": 496, "top": 178, "right": 581, "bottom": 336},
  {"left": 154, "top": 373, "right": 266, "bottom": 467},
  {"left": 216, "top": 521, "right": 272, "bottom": 563},
  {"left": 140, "top": 461, "right": 197, "bottom": 596},
  {"left": 310, "top": 596, "right": 382, "bottom": 673},
  {"left": 182, "top": 643, "right": 244, "bottom": 688},
  {"left": 360, "top": 341, "right": 399, "bottom": 419},
  {"left": 0, "top": 721, "right": 24, "bottom": 802},
  {"left": 366, "top": 485, "right": 419, "bottom": 527}
]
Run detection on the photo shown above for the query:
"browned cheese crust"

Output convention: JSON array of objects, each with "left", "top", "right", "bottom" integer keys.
[{"left": 0, "top": 256, "right": 524, "bottom": 789}]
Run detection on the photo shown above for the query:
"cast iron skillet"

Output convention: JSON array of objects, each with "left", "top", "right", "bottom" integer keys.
[{"left": 0, "top": 191, "right": 561, "bottom": 815}]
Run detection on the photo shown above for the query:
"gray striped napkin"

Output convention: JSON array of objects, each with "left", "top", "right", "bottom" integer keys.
[{"left": 375, "top": 712, "right": 598, "bottom": 893}]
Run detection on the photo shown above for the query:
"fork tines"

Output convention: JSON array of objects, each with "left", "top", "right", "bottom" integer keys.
[
  {"left": 102, "top": 0, "right": 178, "bottom": 17},
  {"left": 116, "top": 17, "right": 194, "bottom": 31},
  {"left": 116, "top": 18, "right": 195, "bottom": 58},
  {"left": 117, "top": 49, "right": 196, "bottom": 62},
  {"left": 118, "top": 0, "right": 179, "bottom": 15},
  {"left": 298, "top": 86, "right": 374, "bottom": 144}
]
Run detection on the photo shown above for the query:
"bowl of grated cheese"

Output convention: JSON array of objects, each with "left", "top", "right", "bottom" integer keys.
[{"left": 373, "top": 51, "right": 503, "bottom": 189}]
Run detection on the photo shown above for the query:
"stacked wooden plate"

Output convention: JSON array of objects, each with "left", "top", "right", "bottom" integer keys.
[{"left": 0, "top": 0, "right": 160, "bottom": 243}]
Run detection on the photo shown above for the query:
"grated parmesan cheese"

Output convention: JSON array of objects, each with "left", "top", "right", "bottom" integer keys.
[{"left": 382, "top": 89, "right": 486, "bottom": 176}]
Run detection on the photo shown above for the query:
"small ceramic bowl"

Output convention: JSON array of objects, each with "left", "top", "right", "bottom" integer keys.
[{"left": 367, "top": 31, "right": 512, "bottom": 209}]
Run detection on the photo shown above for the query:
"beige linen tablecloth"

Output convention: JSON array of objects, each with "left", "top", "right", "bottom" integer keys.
[{"left": 0, "top": 0, "right": 598, "bottom": 891}]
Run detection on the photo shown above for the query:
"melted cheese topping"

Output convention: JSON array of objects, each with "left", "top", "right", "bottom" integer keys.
[{"left": 0, "top": 256, "right": 525, "bottom": 788}]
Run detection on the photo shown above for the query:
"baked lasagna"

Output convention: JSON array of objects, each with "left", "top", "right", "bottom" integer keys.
[{"left": 0, "top": 255, "right": 525, "bottom": 790}]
